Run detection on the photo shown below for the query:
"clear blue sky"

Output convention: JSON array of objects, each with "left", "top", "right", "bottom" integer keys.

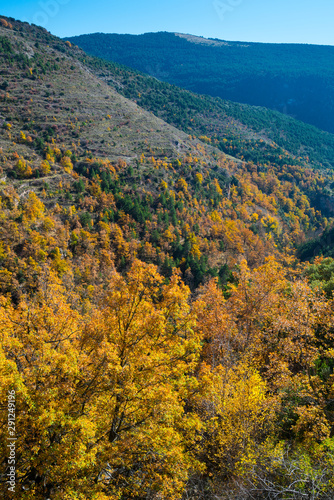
[{"left": 1, "top": 0, "right": 334, "bottom": 45}]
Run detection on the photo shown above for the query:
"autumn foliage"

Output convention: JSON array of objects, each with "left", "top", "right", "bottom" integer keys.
[
  {"left": 2, "top": 16, "right": 334, "bottom": 500},
  {"left": 1, "top": 253, "right": 334, "bottom": 498}
]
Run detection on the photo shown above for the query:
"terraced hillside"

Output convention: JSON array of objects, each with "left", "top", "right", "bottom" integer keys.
[{"left": 68, "top": 31, "right": 334, "bottom": 133}]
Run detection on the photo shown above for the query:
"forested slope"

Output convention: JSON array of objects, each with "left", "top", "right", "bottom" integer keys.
[
  {"left": 1, "top": 16, "right": 334, "bottom": 500},
  {"left": 68, "top": 31, "right": 334, "bottom": 133}
]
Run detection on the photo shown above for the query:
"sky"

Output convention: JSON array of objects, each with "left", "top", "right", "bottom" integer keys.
[{"left": 1, "top": 0, "right": 334, "bottom": 45}]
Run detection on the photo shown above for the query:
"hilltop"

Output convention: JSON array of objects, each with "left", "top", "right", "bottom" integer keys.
[{"left": 68, "top": 31, "right": 334, "bottom": 133}]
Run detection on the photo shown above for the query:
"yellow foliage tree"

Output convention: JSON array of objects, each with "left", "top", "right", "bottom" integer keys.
[{"left": 0, "top": 262, "right": 203, "bottom": 499}]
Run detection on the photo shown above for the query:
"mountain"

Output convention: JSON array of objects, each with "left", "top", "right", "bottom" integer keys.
[
  {"left": 2, "top": 15, "right": 334, "bottom": 500},
  {"left": 83, "top": 50, "right": 334, "bottom": 171},
  {"left": 67, "top": 31, "right": 334, "bottom": 133},
  {"left": 1, "top": 15, "right": 334, "bottom": 286}
]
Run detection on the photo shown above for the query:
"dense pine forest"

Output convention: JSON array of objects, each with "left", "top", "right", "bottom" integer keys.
[
  {"left": 67, "top": 31, "right": 334, "bottom": 133},
  {"left": 1, "top": 16, "right": 334, "bottom": 500}
]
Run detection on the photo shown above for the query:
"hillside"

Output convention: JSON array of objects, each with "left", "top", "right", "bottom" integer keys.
[
  {"left": 68, "top": 31, "right": 334, "bottom": 133},
  {"left": 2, "top": 15, "right": 334, "bottom": 500},
  {"left": 82, "top": 51, "right": 334, "bottom": 171},
  {"left": 1, "top": 16, "right": 334, "bottom": 286}
]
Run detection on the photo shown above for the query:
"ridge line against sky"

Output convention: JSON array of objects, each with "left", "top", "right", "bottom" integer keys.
[
  {"left": 66, "top": 31, "right": 334, "bottom": 48},
  {"left": 1, "top": 0, "right": 334, "bottom": 46}
]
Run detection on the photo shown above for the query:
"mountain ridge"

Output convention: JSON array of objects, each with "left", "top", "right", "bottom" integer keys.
[
  {"left": 0, "top": 13, "right": 332, "bottom": 284},
  {"left": 67, "top": 30, "right": 334, "bottom": 133}
]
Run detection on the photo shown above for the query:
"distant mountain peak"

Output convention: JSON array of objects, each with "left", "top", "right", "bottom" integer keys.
[
  {"left": 174, "top": 32, "right": 230, "bottom": 47},
  {"left": 67, "top": 31, "right": 334, "bottom": 133}
]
